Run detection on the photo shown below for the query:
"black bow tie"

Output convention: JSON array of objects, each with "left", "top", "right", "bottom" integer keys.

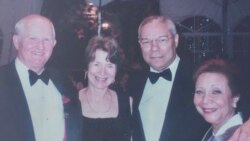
[
  {"left": 28, "top": 70, "right": 50, "bottom": 86},
  {"left": 148, "top": 69, "right": 172, "bottom": 84}
]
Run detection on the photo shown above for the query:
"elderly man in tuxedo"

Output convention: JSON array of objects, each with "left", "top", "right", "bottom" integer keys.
[
  {"left": 0, "top": 14, "right": 81, "bottom": 141},
  {"left": 128, "top": 15, "right": 250, "bottom": 141}
]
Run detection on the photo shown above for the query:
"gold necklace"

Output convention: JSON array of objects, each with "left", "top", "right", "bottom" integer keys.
[{"left": 85, "top": 90, "right": 113, "bottom": 114}]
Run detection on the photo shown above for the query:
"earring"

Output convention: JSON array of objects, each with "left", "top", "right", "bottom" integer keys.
[
  {"left": 232, "top": 97, "right": 239, "bottom": 108},
  {"left": 84, "top": 71, "right": 88, "bottom": 80},
  {"left": 233, "top": 102, "right": 237, "bottom": 108}
]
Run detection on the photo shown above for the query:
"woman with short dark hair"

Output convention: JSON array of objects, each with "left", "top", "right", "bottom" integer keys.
[{"left": 193, "top": 58, "right": 242, "bottom": 141}]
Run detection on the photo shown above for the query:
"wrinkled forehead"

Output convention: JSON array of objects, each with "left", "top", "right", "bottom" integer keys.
[
  {"left": 139, "top": 20, "right": 175, "bottom": 38},
  {"left": 140, "top": 23, "right": 173, "bottom": 39}
]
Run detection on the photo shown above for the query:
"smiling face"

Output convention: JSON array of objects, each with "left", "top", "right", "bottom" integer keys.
[
  {"left": 13, "top": 16, "right": 56, "bottom": 73},
  {"left": 194, "top": 72, "right": 239, "bottom": 130},
  {"left": 87, "top": 49, "right": 116, "bottom": 89},
  {"left": 139, "top": 20, "right": 179, "bottom": 72}
]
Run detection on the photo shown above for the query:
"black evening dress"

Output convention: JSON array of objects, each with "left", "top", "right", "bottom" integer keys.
[{"left": 81, "top": 92, "right": 131, "bottom": 141}]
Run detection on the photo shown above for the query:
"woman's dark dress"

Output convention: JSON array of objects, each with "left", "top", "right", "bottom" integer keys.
[{"left": 81, "top": 93, "right": 131, "bottom": 141}]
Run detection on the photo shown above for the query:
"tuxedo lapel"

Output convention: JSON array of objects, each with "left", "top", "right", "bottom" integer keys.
[
  {"left": 159, "top": 60, "right": 193, "bottom": 140},
  {"left": 129, "top": 70, "right": 148, "bottom": 141},
  {"left": 0, "top": 62, "right": 35, "bottom": 141},
  {"left": 130, "top": 60, "right": 208, "bottom": 141},
  {"left": 47, "top": 68, "right": 82, "bottom": 141},
  {"left": 131, "top": 67, "right": 187, "bottom": 141},
  {"left": 0, "top": 63, "right": 81, "bottom": 141}
]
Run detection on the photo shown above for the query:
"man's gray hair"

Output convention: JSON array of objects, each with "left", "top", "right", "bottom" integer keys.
[
  {"left": 14, "top": 14, "right": 56, "bottom": 39},
  {"left": 138, "top": 15, "right": 177, "bottom": 38}
]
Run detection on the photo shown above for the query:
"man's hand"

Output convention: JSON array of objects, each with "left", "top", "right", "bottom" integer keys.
[{"left": 228, "top": 119, "right": 250, "bottom": 141}]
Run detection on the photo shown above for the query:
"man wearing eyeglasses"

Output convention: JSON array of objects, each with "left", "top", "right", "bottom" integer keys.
[{"left": 127, "top": 15, "right": 250, "bottom": 141}]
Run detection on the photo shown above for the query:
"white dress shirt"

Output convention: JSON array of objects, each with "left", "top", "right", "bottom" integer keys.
[
  {"left": 202, "top": 112, "right": 243, "bottom": 141},
  {"left": 213, "top": 113, "right": 243, "bottom": 137},
  {"left": 15, "top": 59, "right": 65, "bottom": 141},
  {"left": 139, "top": 56, "right": 180, "bottom": 141}
]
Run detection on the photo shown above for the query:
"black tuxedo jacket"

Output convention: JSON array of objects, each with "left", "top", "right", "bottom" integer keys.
[
  {"left": 0, "top": 61, "right": 82, "bottom": 141},
  {"left": 128, "top": 59, "right": 209, "bottom": 141}
]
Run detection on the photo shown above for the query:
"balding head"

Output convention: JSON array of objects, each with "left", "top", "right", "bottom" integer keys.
[
  {"left": 13, "top": 14, "right": 56, "bottom": 73},
  {"left": 14, "top": 14, "right": 56, "bottom": 39}
]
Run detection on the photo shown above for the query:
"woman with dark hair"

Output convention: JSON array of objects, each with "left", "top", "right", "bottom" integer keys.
[
  {"left": 78, "top": 35, "right": 131, "bottom": 141},
  {"left": 193, "top": 58, "right": 242, "bottom": 141}
]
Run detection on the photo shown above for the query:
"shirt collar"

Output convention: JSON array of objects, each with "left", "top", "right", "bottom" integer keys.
[
  {"left": 150, "top": 55, "right": 180, "bottom": 76},
  {"left": 15, "top": 58, "right": 45, "bottom": 75},
  {"left": 214, "top": 112, "right": 243, "bottom": 136},
  {"left": 15, "top": 58, "right": 29, "bottom": 75}
]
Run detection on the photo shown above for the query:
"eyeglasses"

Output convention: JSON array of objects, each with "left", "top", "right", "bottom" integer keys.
[{"left": 139, "top": 36, "right": 172, "bottom": 47}]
